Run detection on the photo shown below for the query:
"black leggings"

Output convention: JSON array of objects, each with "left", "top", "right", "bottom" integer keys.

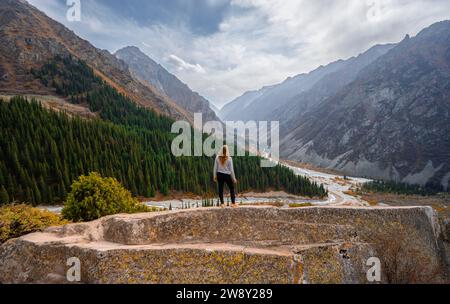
[{"left": 217, "top": 172, "right": 236, "bottom": 205}]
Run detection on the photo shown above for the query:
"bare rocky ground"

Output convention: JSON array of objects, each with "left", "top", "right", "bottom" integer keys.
[
  {"left": 362, "top": 193, "right": 450, "bottom": 218},
  {"left": 0, "top": 94, "right": 97, "bottom": 119},
  {"left": 1, "top": 206, "right": 448, "bottom": 284}
]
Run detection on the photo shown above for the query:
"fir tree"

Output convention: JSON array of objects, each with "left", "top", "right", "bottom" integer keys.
[{"left": 0, "top": 186, "right": 9, "bottom": 205}]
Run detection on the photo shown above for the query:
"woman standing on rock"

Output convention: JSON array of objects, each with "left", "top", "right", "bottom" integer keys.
[{"left": 213, "top": 145, "right": 237, "bottom": 207}]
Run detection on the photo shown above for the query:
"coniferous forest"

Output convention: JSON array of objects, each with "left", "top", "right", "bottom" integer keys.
[
  {"left": 0, "top": 56, "right": 327, "bottom": 205},
  {"left": 361, "top": 180, "right": 444, "bottom": 196}
]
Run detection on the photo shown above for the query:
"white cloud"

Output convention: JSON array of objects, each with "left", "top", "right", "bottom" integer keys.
[
  {"left": 167, "top": 55, "right": 206, "bottom": 74},
  {"left": 28, "top": 0, "right": 450, "bottom": 108}
]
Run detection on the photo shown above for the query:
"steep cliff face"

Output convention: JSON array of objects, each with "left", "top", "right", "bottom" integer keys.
[
  {"left": 0, "top": 207, "right": 447, "bottom": 284},
  {"left": 115, "top": 46, "right": 220, "bottom": 122},
  {"left": 0, "top": 0, "right": 191, "bottom": 122},
  {"left": 282, "top": 21, "right": 450, "bottom": 189}
]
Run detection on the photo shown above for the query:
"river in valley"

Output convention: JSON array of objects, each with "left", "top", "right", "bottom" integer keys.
[{"left": 39, "top": 161, "right": 371, "bottom": 214}]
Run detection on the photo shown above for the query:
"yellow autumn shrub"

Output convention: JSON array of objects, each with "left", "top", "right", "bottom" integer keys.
[
  {"left": 62, "top": 172, "right": 152, "bottom": 222},
  {"left": 0, "top": 204, "right": 67, "bottom": 244}
]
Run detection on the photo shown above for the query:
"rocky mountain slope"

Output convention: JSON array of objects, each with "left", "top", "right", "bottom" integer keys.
[
  {"left": 220, "top": 21, "right": 450, "bottom": 189},
  {"left": 116, "top": 46, "right": 220, "bottom": 122},
  {"left": 0, "top": 0, "right": 191, "bottom": 122},
  {"left": 282, "top": 21, "right": 450, "bottom": 189}
]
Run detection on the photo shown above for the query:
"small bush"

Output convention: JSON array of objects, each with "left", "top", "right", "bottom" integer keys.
[
  {"left": 0, "top": 204, "right": 67, "bottom": 244},
  {"left": 367, "top": 199, "right": 378, "bottom": 206},
  {"left": 62, "top": 172, "right": 151, "bottom": 222}
]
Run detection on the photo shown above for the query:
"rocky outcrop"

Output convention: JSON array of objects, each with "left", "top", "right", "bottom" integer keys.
[{"left": 0, "top": 206, "right": 448, "bottom": 284}]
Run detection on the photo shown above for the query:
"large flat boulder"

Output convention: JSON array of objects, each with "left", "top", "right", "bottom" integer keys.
[{"left": 0, "top": 206, "right": 447, "bottom": 284}]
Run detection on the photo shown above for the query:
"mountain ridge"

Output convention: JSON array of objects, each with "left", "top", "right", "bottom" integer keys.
[
  {"left": 219, "top": 43, "right": 394, "bottom": 122},
  {"left": 115, "top": 46, "right": 220, "bottom": 122},
  {"left": 281, "top": 20, "right": 450, "bottom": 189},
  {"left": 0, "top": 0, "right": 193, "bottom": 123},
  {"left": 219, "top": 20, "right": 450, "bottom": 189}
]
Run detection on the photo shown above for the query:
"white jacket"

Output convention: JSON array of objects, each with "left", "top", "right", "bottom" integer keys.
[{"left": 214, "top": 156, "right": 236, "bottom": 181}]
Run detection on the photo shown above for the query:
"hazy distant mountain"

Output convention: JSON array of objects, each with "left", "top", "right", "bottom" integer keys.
[
  {"left": 220, "top": 44, "right": 394, "bottom": 122},
  {"left": 277, "top": 44, "right": 396, "bottom": 133},
  {"left": 209, "top": 103, "right": 220, "bottom": 115},
  {"left": 282, "top": 21, "right": 450, "bottom": 189},
  {"left": 219, "top": 60, "right": 349, "bottom": 122},
  {"left": 0, "top": 0, "right": 192, "bottom": 122},
  {"left": 115, "top": 46, "right": 220, "bottom": 122},
  {"left": 219, "top": 86, "right": 272, "bottom": 121}
]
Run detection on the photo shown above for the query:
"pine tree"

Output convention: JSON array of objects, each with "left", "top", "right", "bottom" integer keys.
[{"left": 0, "top": 186, "right": 9, "bottom": 205}]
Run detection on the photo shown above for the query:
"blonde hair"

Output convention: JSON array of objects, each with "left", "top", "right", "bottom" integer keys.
[{"left": 219, "top": 145, "right": 230, "bottom": 166}]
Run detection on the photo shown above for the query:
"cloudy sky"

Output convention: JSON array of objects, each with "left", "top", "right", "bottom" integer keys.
[{"left": 28, "top": 0, "right": 450, "bottom": 108}]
